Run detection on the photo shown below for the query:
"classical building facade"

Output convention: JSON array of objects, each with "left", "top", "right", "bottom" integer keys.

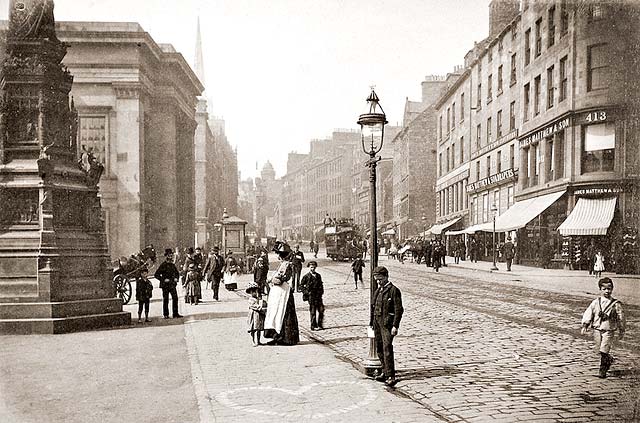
[{"left": 435, "top": 0, "right": 640, "bottom": 268}]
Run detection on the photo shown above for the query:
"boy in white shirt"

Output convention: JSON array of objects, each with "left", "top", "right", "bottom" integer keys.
[{"left": 581, "top": 277, "right": 626, "bottom": 378}]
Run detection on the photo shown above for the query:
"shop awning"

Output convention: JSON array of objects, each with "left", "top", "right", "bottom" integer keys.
[
  {"left": 427, "top": 217, "right": 462, "bottom": 235},
  {"left": 381, "top": 228, "right": 396, "bottom": 236},
  {"left": 492, "top": 190, "right": 566, "bottom": 232},
  {"left": 557, "top": 197, "right": 617, "bottom": 236},
  {"left": 459, "top": 222, "right": 493, "bottom": 234}
]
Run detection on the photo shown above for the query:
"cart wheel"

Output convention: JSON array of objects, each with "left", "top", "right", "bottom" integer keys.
[{"left": 113, "top": 274, "right": 132, "bottom": 305}]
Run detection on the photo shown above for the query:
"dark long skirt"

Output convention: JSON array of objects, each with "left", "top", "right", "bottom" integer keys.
[{"left": 278, "top": 290, "right": 300, "bottom": 345}]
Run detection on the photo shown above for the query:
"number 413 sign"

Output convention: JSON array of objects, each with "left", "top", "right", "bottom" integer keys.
[{"left": 580, "top": 109, "right": 612, "bottom": 124}]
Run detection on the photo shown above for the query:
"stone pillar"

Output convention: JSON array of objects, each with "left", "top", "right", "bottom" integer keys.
[
  {"left": 145, "top": 100, "right": 178, "bottom": 251},
  {"left": 114, "top": 85, "right": 144, "bottom": 255},
  {"left": 176, "top": 115, "right": 197, "bottom": 249},
  {"left": 194, "top": 98, "right": 209, "bottom": 248}
]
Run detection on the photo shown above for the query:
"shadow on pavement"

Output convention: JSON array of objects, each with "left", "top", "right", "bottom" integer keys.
[{"left": 396, "top": 366, "right": 463, "bottom": 381}]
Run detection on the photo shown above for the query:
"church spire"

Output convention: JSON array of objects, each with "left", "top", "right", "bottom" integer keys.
[{"left": 194, "top": 16, "right": 206, "bottom": 91}]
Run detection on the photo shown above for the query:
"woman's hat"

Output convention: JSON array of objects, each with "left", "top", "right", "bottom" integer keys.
[
  {"left": 273, "top": 240, "right": 291, "bottom": 256},
  {"left": 245, "top": 281, "right": 259, "bottom": 293},
  {"left": 164, "top": 248, "right": 173, "bottom": 257}
]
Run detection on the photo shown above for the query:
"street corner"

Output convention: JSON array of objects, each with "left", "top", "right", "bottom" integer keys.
[{"left": 214, "top": 380, "right": 379, "bottom": 420}]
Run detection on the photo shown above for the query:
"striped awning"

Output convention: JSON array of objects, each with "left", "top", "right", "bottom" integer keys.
[
  {"left": 427, "top": 217, "right": 462, "bottom": 235},
  {"left": 493, "top": 190, "right": 566, "bottom": 232},
  {"left": 558, "top": 197, "right": 617, "bottom": 236}
]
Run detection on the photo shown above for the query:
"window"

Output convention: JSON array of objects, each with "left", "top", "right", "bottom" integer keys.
[
  {"left": 487, "top": 117, "right": 492, "bottom": 143},
  {"left": 446, "top": 108, "right": 451, "bottom": 135},
  {"left": 451, "top": 143, "right": 456, "bottom": 168},
  {"left": 588, "top": 5, "right": 605, "bottom": 21},
  {"left": 477, "top": 83, "right": 482, "bottom": 109},
  {"left": 439, "top": 115, "right": 443, "bottom": 140},
  {"left": 497, "top": 110, "right": 503, "bottom": 138},
  {"left": 452, "top": 102, "right": 456, "bottom": 128},
  {"left": 497, "top": 150, "right": 502, "bottom": 173},
  {"left": 487, "top": 156, "right": 492, "bottom": 177},
  {"left": 510, "top": 54, "right": 517, "bottom": 85},
  {"left": 510, "top": 144, "right": 515, "bottom": 169},
  {"left": 512, "top": 24, "right": 517, "bottom": 40},
  {"left": 493, "top": 190, "right": 500, "bottom": 215},
  {"left": 476, "top": 124, "right": 482, "bottom": 149},
  {"left": 446, "top": 146, "right": 450, "bottom": 173},
  {"left": 460, "top": 93, "right": 465, "bottom": 122},
  {"left": 497, "top": 66, "right": 503, "bottom": 93},
  {"left": 498, "top": 39, "right": 503, "bottom": 53},
  {"left": 483, "top": 194, "right": 489, "bottom": 222},
  {"left": 460, "top": 136, "right": 464, "bottom": 164},
  {"left": 507, "top": 186, "right": 514, "bottom": 207},
  {"left": 488, "top": 47, "right": 493, "bottom": 63},
  {"left": 487, "top": 74, "right": 492, "bottom": 101},
  {"left": 523, "top": 83, "right": 530, "bottom": 121},
  {"left": 438, "top": 152, "right": 442, "bottom": 176},
  {"left": 509, "top": 101, "right": 516, "bottom": 131},
  {"left": 548, "top": 6, "right": 556, "bottom": 47},
  {"left": 588, "top": 44, "right": 608, "bottom": 91},
  {"left": 534, "top": 75, "right": 541, "bottom": 116},
  {"left": 559, "top": 56, "right": 568, "bottom": 101},
  {"left": 555, "top": 130, "right": 565, "bottom": 179},
  {"left": 476, "top": 160, "right": 481, "bottom": 181},
  {"left": 472, "top": 196, "right": 478, "bottom": 224},
  {"left": 547, "top": 65, "right": 554, "bottom": 109},
  {"left": 560, "top": 0, "right": 569, "bottom": 35},
  {"left": 582, "top": 123, "right": 615, "bottom": 173},
  {"left": 535, "top": 19, "right": 542, "bottom": 57},
  {"left": 79, "top": 116, "right": 107, "bottom": 166},
  {"left": 525, "top": 29, "right": 531, "bottom": 65}
]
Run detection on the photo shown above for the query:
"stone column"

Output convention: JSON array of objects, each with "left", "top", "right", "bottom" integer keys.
[{"left": 113, "top": 84, "right": 144, "bottom": 255}]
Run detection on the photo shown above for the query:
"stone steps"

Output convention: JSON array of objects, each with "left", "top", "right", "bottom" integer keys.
[{"left": 0, "top": 311, "right": 131, "bottom": 334}]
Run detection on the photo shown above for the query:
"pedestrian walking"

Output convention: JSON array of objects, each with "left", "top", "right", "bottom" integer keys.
[
  {"left": 502, "top": 237, "right": 515, "bottom": 271},
  {"left": 453, "top": 240, "right": 461, "bottom": 264},
  {"left": 246, "top": 281, "right": 265, "bottom": 346},
  {"left": 203, "top": 246, "right": 224, "bottom": 300},
  {"left": 432, "top": 243, "right": 442, "bottom": 272},
  {"left": 313, "top": 241, "right": 319, "bottom": 258},
  {"left": 594, "top": 250, "right": 605, "bottom": 278},
  {"left": 370, "top": 266, "right": 403, "bottom": 387},
  {"left": 300, "top": 261, "right": 325, "bottom": 330},
  {"left": 581, "top": 277, "right": 626, "bottom": 378},
  {"left": 351, "top": 256, "right": 365, "bottom": 289},
  {"left": 184, "top": 263, "right": 200, "bottom": 305},
  {"left": 362, "top": 238, "right": 368, "bottom": 259},
  {"left": 223, "top": 251, "right": 238, "bottom": 291},
  {"left": 135, "top": 267, "right": 153, "bottom": 323},
  {"left": 469, "top": 238, "right": 478, "bottom": 263},
  {"left": 291, "top": 244, "right": 305, "bottom": 292},
  {"left": 154, "top": 248, "right": 182, "bottom": 319}
]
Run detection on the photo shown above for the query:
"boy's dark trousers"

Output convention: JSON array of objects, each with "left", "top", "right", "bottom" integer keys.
[
  {"left": 599, "top": 352, "right": 613, "bottom": 378},
  {"left": 292, "top": 265, "right": 302, "bottom": 292},
  {"left": 162, "top": 286, "right": 179, "bottom": 317},
  {"left": 211, "top": 274, "right": 222, "bottom": 300},
  {"left": 353, "top": 270, "right": 362, "bottom": 287},
  {"left": 309, "top": 298, "right": 324, "bottom": 329},
  {"left": 373, "top": 318, "right": 396, "bottom": 379}
]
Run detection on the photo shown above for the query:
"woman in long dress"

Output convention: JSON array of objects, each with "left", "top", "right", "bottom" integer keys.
[
  {"left": 263, "top": 241, "right": 300, "bottom": 345},
  {"left": 223, "top": 251, "right": 238, "bottom": 290}
]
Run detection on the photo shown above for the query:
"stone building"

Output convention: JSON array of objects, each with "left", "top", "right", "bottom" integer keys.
[
  {"left": 391, "top": 76, "right": 447, "bottom": 240},
  {"left": 436, "top": 0, "right": 640, "bottom": 268}
]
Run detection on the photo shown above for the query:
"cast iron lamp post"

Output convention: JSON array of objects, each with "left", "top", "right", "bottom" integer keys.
[
  {"left": 491, "top": 203, "right": 499, "bottom": 271},
  {"left": 357, "top": 87, "right": 387, "bottom": 374}
]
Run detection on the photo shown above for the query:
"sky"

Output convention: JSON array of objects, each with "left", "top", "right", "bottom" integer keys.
[{"left": 0, "top": 0, "right": 491, "bottom": 179}]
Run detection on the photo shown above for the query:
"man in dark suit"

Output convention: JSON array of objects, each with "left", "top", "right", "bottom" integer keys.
[
  {"left": 203, "top": 246, "right": 224, "bottom": 300},
  {"left": 291, "top": 244, "right": 305, "bottom": 292},
  {"left": 370, "top": 266, "right": 404, "bottom": 387},
  {"left": 154, "top": 248, "right": 182, "bottom": 319},
  {"left": 502, "top": 237, "right": 515, "bottom": 271},
  {"left": 300, "top": 260, "right": 324, "bottom": 330}
]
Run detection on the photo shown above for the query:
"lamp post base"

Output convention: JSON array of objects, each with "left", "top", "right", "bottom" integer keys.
[{"left": 363, "top": 327, "right": 382, "bottom": 376}]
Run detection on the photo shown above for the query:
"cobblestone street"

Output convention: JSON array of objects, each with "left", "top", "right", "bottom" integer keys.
[{"left": 297, "top": 255, "right": 640, "bottom": 422}]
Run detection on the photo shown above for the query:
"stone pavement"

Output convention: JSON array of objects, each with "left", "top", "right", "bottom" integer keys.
[
  {"left": 298, "top": 256, "right": 640, "bottom": 422},
  {"left": 177, "top": 276, "right": 441, "bottom": 422}
]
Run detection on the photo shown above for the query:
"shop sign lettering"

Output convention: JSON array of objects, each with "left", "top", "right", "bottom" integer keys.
[
  {"left": 574, "top": 187, "right": 623, "bottom": 196},
  {"left": 519, "top": 117, "right": 571, "bottom": 147},
  {"left": 466, "top": 168, "right": 516, "bottom": 192},
  {"left": 576, "top": 109, "right": 614, "bottom": 126}
]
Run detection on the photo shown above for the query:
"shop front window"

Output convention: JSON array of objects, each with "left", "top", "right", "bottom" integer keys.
[{"left": 582, "top": 123, "right": 615, "bottom": 173}]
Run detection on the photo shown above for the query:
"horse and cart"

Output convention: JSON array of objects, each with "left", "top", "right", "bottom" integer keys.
[{"left": 112, "top": 245, "right": 157, "bottom": 304}]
